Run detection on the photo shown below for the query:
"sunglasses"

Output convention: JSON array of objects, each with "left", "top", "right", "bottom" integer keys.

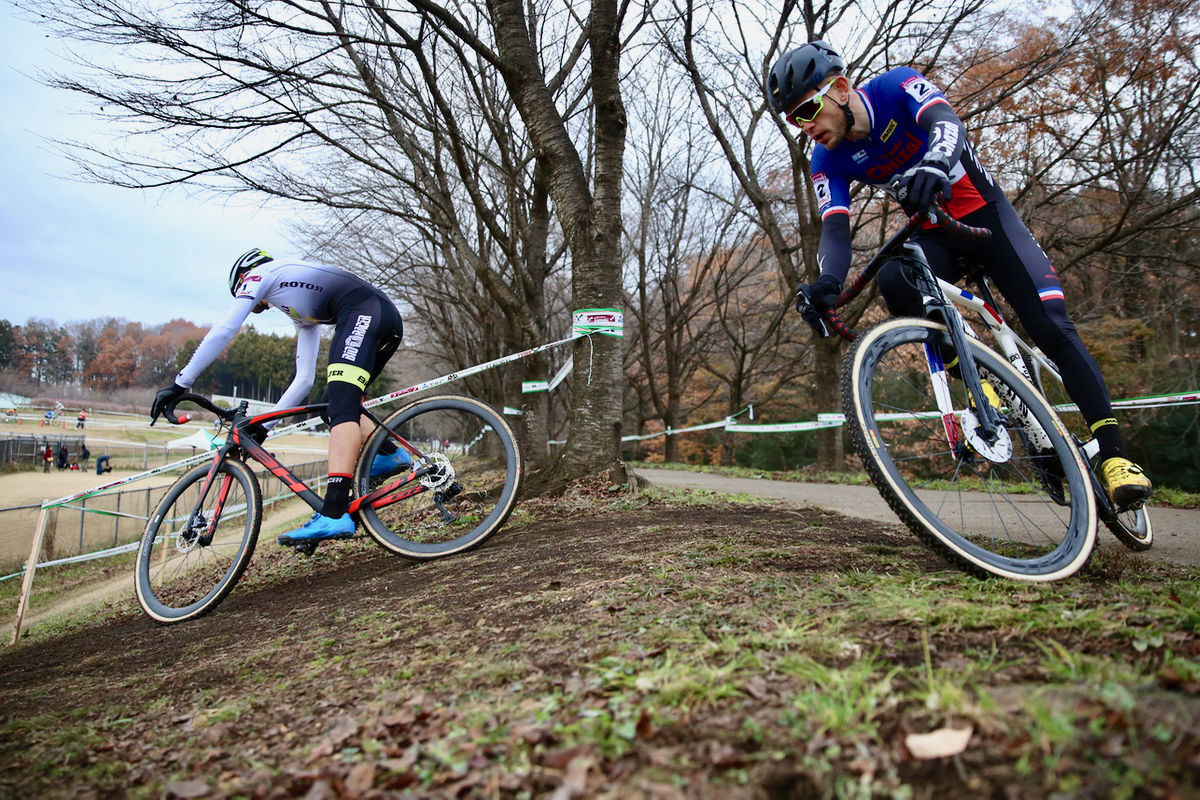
[{"left": 786, "top": 81, "right": 837, "bottom": 126}]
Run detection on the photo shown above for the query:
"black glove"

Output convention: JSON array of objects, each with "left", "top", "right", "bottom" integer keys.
[
  {"left": 795, "top": 275, "right": 843, "bottom": 338},
  {"left": 150, "top": 383, "right": 187, "bottom": 425},
  {"left": 894, "top": 158, "right": 952, "bottom": 218}
]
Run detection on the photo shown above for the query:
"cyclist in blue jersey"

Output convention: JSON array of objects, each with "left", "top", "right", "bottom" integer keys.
[
  {"left": 769, "top": 41, "right": 1153, "bottom": 510},
  {"left": 151, "top": 249, "right": 413, "bottom": 545}
]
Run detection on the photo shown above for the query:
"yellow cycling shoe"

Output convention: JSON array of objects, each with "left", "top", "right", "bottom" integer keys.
[
  {"left": 1099, "top": 457, "right": 1153, "bottom": 510},
  {"left": 967, "top": 381, "right": 1002, "bottom": 411}
]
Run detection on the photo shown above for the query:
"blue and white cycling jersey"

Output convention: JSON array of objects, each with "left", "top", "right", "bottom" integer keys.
[{"left": 811, "top": 67, "right": 1002, "bottom": 223}]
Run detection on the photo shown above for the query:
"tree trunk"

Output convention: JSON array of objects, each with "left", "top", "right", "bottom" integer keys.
[{"left": 813, "top": 341, "right": 844, "bottom": 472}]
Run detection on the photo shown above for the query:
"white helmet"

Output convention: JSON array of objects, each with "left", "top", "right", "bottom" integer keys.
[{"left": 228, "top": 248, "right": 273, "bottom": 296}]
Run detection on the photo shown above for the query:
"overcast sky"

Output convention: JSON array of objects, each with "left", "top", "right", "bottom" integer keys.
[{"left": 1, "top": 3, "right": 299, "bottom": 335}]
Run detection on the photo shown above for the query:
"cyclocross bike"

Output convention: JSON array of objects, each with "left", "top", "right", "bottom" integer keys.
[
  {"left": 136, "top": 393, "right": 523, "bottom": 623},
  {"left": 808, "top": 206, "right": 1151, "bottom": 581}
]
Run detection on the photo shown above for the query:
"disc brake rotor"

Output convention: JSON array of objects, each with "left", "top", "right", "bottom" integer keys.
[
  {"left": 961, "top": 410, "right": 1012, "bottom": 463},
  {"left": 419, "top": 453, "right": 456, "bottom": 492}
]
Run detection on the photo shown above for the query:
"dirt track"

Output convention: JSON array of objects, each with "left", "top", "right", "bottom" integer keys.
[{"left": 633, "top": 468, "right": 1200, "bottom": 567}]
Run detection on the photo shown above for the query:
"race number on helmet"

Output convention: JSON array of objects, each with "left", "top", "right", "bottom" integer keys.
[{"left": 228, "top": 248, "right": 274, "bottom": 296}]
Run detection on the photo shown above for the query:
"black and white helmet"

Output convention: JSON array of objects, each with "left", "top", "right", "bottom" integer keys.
[
  {"left": 228, "top": 248, "right": 273, "bottom": 296},
  {"left": 767, "top": 41, "right": 845, "bottom": 115}
]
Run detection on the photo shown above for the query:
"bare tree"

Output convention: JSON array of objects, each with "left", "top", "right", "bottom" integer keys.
[{"left": 24, "top": 0, "right": 646, "bottom": 484}]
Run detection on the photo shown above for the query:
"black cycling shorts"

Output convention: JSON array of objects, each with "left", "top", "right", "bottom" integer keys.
[
  {"left": 325, "top": 288, "right": 403, "bottom": 392},
  {"left": 878, "top": 199, "right": 1115, "bottom": 427}
]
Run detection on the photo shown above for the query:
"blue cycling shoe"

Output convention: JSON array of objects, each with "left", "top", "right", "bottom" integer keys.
[
  {"left": 277, "top": 512, "right": 356, "bottom": 546},
  {"left": 370, "top": 449, "right": 412, "bottom": 479}
]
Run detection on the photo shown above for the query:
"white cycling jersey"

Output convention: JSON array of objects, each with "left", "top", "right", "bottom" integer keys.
[{"left": 175, "top": 258, "right": 380, "bottom": 415}]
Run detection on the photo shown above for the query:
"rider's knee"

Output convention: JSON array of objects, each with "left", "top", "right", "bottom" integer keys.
[
  {"left": 877, "top": 260, "right": 925, "bottom": 318},
  {"left": 324, "top": 372, "right": 366, "bottom": 428}
]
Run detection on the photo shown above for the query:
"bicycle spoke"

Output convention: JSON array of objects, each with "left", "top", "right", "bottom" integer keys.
[
  {"left": 356, "top": 396, "right": 522, "bottom": 560},
  {"left": 845, "top": 319, "right": 1095, "bottom": 580},
  {"left": 136, "top": 459, "right": 261, "bottom": 623}
]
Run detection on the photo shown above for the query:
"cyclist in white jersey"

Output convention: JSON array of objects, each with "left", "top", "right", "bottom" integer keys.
[{"left": 151, "top": 249, "right": 409, "bottom": 545}]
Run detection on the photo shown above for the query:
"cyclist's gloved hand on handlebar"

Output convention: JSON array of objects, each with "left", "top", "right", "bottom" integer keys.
[
  {"left": 150, "top": 382, "right": 187, "bottom": 425},
  {"left": 795, "top": 274, "right": 843, "bottom": 337},
  {"left": 894, "top": 156, "right": 953, "bottom": 219}
]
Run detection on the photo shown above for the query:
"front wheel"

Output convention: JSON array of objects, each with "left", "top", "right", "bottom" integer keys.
[
  {"left": 135, "top": 458, "right": 262, "bottom": 623},
  {"left": 844, "top": 319, "right": 1097, "bottom": 581},
  {"left": 355, "top": 396, "right": 523, "bottom": 560}
]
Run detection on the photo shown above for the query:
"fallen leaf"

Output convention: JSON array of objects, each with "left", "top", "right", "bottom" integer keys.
[
  {"left": 636, "top": 707, "right": 654, "bottom": 740},
  {"left": 327, "top": 718, "right": 359, "bottom": 746},
  {"left": 706, "top": 741, "right": 741, "bottom": 768},
  {"left": 551, "top": 755, "right": 593, "bottom": 800},
  {"left": 306, "top": 741, "right": 335, "bottom": 764},
  {"left": 513, "top": 722, "right": 552, "bottom": 745},
  {"left": 165, "top": 779, "right": 211, "bottom": 799},
  {"left": 905, "top": 725, "right": 973, "bottom": 760},
  {"left": 541, "top": 744, "right": 592, "bottom": 771},
  {"left": 380, "top": 709, "right": 415, "bottom": 728},
  {"left": 303, "top": 779, "right": 336, "bottom": 800},
  {"left": 444, "top": 770, "right": 481, "bottom": 797},
  {"left": 346, "top": 762, "right": 376, "bottom": 793},
  {"left": 744, "top": 675, "right": 769, "bottom": 700}
]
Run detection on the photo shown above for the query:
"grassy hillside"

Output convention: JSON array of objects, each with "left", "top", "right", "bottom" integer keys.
[{"left": 0, "top": 486, "right": 1197, "bottom": 799}]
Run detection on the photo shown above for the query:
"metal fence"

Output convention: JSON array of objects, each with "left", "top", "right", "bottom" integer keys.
[
  {"left": 1, "top": 433, "right": 88, "bottom": 469},
  {"left": 0, "top": 457, "right": 328, "bottom": 574}
]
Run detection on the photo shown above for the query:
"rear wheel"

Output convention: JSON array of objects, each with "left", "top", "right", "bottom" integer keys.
[
  {"left": 135, "top": 458, "right": 262, "bottom": 623},
  {"left": 354, "top": 396, "right": 523, "bottom": 560},
  {"left": 844, "top": 318, "right": 1096, "bottom": 580}
]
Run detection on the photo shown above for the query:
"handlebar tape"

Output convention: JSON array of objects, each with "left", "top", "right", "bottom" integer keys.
[
  {"left": 823, "top": 206, "right": 993, "bottom": 342},
  {"left": 161, "top": 393, "right": 230, "bottom": 425}
]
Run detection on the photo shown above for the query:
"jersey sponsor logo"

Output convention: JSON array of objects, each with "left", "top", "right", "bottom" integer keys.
[
  {"left": 900, "top": 75, "right": 940, "bottom": 104},
  {"left": 341, "top": 314, "right": 373, "bottom": 361},
  {"left": 811, "top": 170, "right": 832, "bottom": 212},
  {"left": 962, "top": 141, "right": 995, "bottom": 187},
  {"left": 864, "top": 131, "right": 924, "bottom": 181},
  {"left": 928, "top": 120, "right": 959, "bottom": 160},
  {"left": 279, "top": 281, "right": 324, "bottom": 292},
  {"left": 852, "top": 150, "right": 868, "bottom": 163},
  {"left": 880, "top": 119, "right": 897, "bottom": 142}
]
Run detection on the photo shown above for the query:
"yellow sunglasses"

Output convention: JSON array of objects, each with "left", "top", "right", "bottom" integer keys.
[{"left": 787, "top": 81, "right": 837, "bottom": 126}]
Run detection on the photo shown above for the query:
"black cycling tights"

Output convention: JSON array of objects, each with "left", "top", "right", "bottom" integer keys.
[{"left": 876, "top": 200, "right": 1125, "bottom": 458}]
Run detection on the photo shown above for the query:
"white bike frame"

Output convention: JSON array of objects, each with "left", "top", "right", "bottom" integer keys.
[{"left": 930, "top": 275, "right": 1103, "bottom": 462}]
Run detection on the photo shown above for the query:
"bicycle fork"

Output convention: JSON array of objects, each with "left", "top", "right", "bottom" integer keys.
[{"left": 176, "top": 457, "right": 234, "bottom": 550}]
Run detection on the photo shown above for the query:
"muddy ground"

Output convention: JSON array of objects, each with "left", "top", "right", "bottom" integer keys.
[{"left": 0, "top": 489, "right": 1197, "bottom": 799}]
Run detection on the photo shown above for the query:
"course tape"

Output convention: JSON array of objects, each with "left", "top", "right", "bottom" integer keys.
[
  {"left": 617, "top": 390, "right": 1200, "bottom": 443},
  {"left": 36, "top": 331, "right": 599, "bottom": 510}
]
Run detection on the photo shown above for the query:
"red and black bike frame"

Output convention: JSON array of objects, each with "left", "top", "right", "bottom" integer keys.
[{"left": 174, "top": 400, "right": 434, "bottom": 533}]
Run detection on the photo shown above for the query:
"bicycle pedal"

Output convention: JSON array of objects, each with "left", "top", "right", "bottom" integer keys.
[{"left": 293, "top": 541, "right": 321, "bottom": 557}]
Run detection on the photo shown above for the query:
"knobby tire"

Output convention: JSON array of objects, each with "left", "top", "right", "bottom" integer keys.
[
  {"left": 135, "top": 458, "right": 262, "bottom": 623},
  {"left": 844, "top": 319, "right": 1097, "bottom": 580},
  {"left": 354, "top": 396, "right": 523, "bottom": 560}
]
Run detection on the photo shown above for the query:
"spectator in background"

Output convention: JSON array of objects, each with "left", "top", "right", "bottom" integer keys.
[
  {"left": 43, "top": 445, "right": 53, "bottom": 473},
  {"left": 80, "top": 444, "right": 91, "bottom": 469},
  {"left": 96, "top": 454, "right": 112, "bottom": 475},
  {"left": 57, "top": 443, "right": 69, "bottom": 471},
  {"left": 76, "top": 410, "right": 87, "bottom": 429}
]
